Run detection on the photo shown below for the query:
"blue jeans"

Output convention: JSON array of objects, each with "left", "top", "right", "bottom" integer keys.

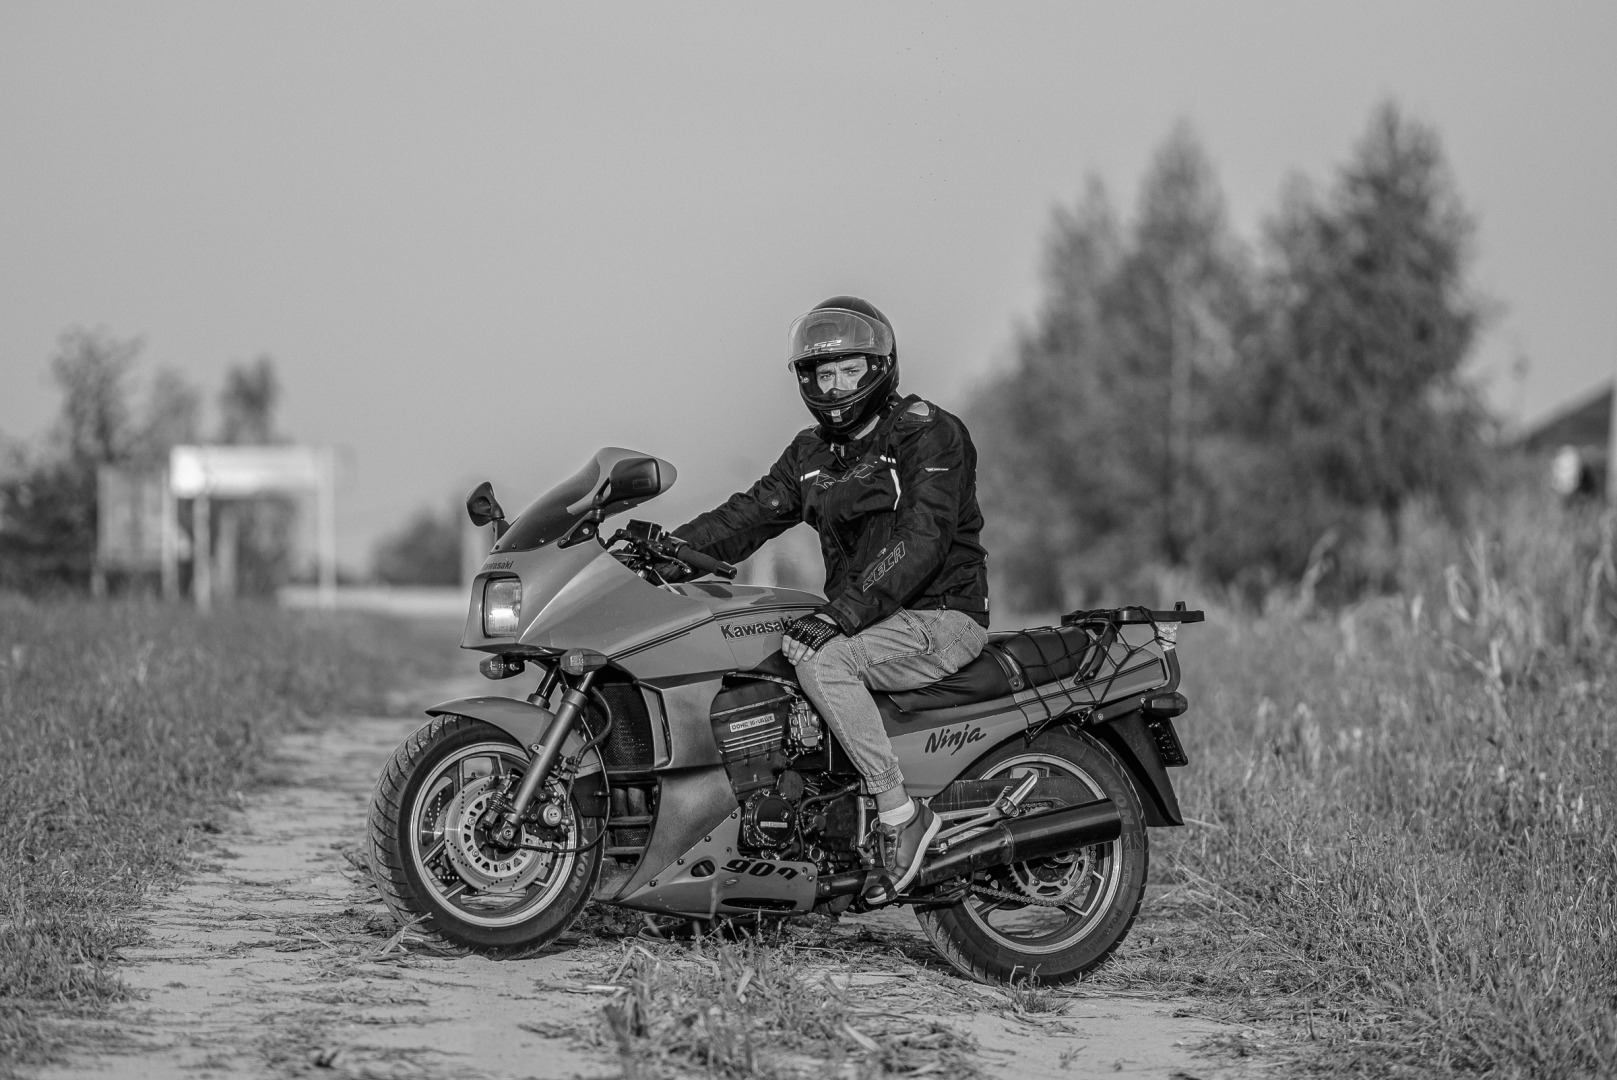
[{"left": 793, "top": 609, "right": 988, "bottom": 795}]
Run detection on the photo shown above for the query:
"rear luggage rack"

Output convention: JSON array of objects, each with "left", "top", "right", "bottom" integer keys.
[{"left": 1061, "top": 602, "right": 1206, "bottom": 626}]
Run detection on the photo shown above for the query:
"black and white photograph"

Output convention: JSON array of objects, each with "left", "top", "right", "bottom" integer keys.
[{"left": 2, "top": 4, "right": 1614, "bottom": 1078}]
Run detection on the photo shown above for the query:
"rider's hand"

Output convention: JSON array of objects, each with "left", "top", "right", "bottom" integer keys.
[{"left": 782, "top": 614, "right": 841, "bottom": 665}]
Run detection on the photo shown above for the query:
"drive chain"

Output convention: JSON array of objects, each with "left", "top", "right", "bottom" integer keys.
[{"left": 968, "top": 883, "right": 1074, "bottom": 908}]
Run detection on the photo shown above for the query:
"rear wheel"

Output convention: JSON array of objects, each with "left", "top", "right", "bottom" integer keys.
[
  {"left": 366, "top": 714, "right": 602, "bottom": 957},
  {"left": 915, "top": 728, "right": 1148, "bottom": 985}
]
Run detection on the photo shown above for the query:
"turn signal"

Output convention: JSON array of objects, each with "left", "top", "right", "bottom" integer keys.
[
  {"left": 559, "top": 649, "right": 608, "bottom": 675},
  {"left": 479, "top": 655, "right": 525, "bottom": 680},
  {"left": 1143, "top": 692, "right": 1187, "bottom": 718}
]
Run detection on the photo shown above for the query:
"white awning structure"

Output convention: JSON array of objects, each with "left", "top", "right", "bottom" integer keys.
[
  {"left": 169, "top": 445, "right": 331, "bottom": 498},
  {"left": 165, "top": 445, "right": 338, "bottom": 611}
]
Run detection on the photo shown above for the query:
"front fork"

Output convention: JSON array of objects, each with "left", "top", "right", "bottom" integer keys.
[{"left": 494, "top": 668, "right": 599, "bottom": 839}]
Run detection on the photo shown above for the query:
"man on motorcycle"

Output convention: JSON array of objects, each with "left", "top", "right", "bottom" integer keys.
[{"left": 670, "top": 296, "right": 990, "bottom": 904}]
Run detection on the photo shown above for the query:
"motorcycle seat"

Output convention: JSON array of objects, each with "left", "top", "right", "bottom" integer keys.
[
  {"left": 883, "top": 624, "right": 1106, "bottom": 715},
  {"left": 737, "top": 624, "right": 1106, "bottom": 717},
  {"left": 731, "top": 625, "right": 1108, "bottom": 717}
]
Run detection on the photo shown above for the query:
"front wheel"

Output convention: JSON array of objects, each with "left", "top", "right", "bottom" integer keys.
[
  {"left": 915, "top": 727, "right": 1148, "bottom": 985},
  {"left": 366, "top": 714, "right": 603, "bottom": 957}
]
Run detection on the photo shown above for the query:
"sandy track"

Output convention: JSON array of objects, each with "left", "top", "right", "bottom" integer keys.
[{"left": 37, "top": 711, "right": 1260, "bottom": 1080}]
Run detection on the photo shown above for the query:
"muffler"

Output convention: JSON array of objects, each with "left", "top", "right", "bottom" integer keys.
[{"left": 912, "top": 798, "right": 1122, "bottom": 889}]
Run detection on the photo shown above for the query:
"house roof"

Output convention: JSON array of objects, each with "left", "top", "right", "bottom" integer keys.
[{"left": 1515, "top": 381, "right": 1613, "bottom": 454}]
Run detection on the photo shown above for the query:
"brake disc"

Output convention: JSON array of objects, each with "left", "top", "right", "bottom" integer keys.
[{"left": 443, "top": 776, "right": 554, "bottom": 893}]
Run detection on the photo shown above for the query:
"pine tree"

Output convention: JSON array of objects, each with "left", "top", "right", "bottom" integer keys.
[
  {"left": 1230, "top": 102, "right": 1487, "bottom": 590},
  {"left": 970, "top": 125, "right": 1252, "bottom": 610}
]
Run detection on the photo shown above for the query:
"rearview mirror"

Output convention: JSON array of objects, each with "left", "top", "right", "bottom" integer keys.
[
  {"left": 595, "top": 457, "right": 663, "bottom": 508},
  {"left": 466, "top": 481, "right": 506, "bottom": 528}
]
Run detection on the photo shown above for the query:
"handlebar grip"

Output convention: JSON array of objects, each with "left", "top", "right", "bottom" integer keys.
[{"left": 673, "top": 543, "right": 737, "bottom": 580}]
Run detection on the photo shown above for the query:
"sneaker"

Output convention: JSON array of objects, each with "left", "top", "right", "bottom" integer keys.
[{"left": 861, "top": 801, "right": 940, "bottom": 905}]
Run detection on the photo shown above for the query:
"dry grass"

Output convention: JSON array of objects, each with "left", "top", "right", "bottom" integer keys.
[
  {"left": 0, "top": 596, "right": 457, "bottom": 1074},
  {"left": 582, "top": 921, "right": 985, "bottom": 1080},
  {"left": 9, "top": 488, "right": 1611, "bottom": 1079},
  {"left": 1103, "top": 496, "right": 1617, "bottom": 1076}
]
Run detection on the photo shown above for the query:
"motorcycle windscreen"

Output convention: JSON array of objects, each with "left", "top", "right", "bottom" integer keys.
[
  {"left": 494, "top": 460, "right": 601, "bottom": 553},
  {"left": 494, "top": 448, "right": 675, "bottom": 553}
]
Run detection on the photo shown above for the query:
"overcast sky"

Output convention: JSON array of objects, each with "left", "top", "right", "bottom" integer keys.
[{"left": 2, "top": 2, "right": 1614, "bottom": 568}]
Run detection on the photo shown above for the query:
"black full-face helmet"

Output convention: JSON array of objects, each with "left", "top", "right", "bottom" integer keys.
[{"left": 786, "top": 295, "right": 900, "bottom": 439}]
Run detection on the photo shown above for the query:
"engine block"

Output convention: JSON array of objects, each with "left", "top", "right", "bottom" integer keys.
[{"left": 709, "top": 677, "right": 823, "bottom": 795}]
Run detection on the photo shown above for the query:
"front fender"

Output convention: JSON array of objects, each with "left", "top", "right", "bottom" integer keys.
[{"left": 425, "top": 695, "right": 601, "bottom": 777}]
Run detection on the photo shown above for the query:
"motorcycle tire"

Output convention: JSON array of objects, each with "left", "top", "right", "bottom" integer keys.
[
  {"left": 914, "top": 727, "right": 1148, "bottom": 985},
  {"left": 367, "top": 714, "right": 602, "bottom": 958}
]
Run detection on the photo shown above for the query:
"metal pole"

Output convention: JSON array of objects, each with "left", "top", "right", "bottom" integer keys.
[
  {"left": 216, "top": 502, "right": 238, "bottom": 602},
  {"left": 193, "top": 493, "right": 211, "bottom": 614},
  {"left": 317, "top": 451, "right": 337, "bottom": 610},
  {"left": 90, "top": 465, "right": 108, "bottom": 598},
  {"left": 160, "top": 468, "right": 177, "bottom": 601}
]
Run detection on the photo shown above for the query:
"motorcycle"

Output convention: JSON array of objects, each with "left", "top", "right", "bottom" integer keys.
[{"left": 367, "top": 447, "right": 1203, "bottom": 984}]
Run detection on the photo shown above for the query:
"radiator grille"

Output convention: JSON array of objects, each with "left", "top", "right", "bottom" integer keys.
[{"left": 594, "top": 680, "right": 656, "bottom": 772}]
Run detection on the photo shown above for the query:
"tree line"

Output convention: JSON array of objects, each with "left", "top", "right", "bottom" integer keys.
[
  {"left": 968, "top": 102, "right": 1492, "bottom": 612},
  {"left": 1, "top": 101, "right": 1504, "bottom": 604}
]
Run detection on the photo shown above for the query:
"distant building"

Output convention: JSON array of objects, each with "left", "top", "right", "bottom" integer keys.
[{"left": 1514, "top": 381, "right": 1613, "bottom": 500}]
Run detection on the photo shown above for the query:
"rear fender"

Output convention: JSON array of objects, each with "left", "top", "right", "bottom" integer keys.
[
  {"left": 1085, "top": 645, "right": 1185, "bottom": 826},
  {"left": 424, "top": 696, "right": 602, "bottom": 777},
  {"left": 1088, "top": 709, "right": 1182, "bottom": 827}
]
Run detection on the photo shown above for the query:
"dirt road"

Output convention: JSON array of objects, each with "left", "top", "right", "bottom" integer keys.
[{"left": 37, "top": 707, "right": 1264, "bottom": 1080}]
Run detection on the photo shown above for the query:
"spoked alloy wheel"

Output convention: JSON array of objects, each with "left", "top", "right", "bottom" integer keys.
[
  {"left": 916, "top": 728, "right": 1148, "bottom": 985},
  {"left": 367, "top": 715, "right": 602, "bottom": 956}
]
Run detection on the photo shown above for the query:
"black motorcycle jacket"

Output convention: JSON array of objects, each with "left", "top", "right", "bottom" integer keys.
[{"left": 673, "top": 394, "right": 989, "bottom": 635}]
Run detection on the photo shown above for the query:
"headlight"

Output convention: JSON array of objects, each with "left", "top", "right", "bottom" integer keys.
[{"left": 483, "top": 578, "right": 522, "bottom": 637}]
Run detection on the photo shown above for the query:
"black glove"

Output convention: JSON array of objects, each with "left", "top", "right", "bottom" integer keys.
[{"left": 782, "top": 614, "right": 842, "bottom": 654}]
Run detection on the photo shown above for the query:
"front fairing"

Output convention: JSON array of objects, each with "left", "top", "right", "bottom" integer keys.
[
  {"left": 465, "top": 540, "right": 825, "bottom": 679},
  {"left": 463, "top": 446, "right": 824, "bottom": 680},
  {"left": 465, "top": 542, "right": 707, "bottom": 662}
]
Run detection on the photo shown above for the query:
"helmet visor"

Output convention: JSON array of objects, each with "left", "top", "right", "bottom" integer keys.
[{"left": 787, "top": 308, "right": 894, "bottom": 366}]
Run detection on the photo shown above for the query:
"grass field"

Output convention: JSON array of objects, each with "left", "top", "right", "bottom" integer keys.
[
  {"left": 0, "top": 596, "right": 458, "bottom": 1073},
  {"left": 581, "top": 498, "right": 1617, "bottom": 1077},
  {"left": 1109, "top": 503, "right": 1617, "bottom": 1076},
  {"left": 5, "top": 497, "right": 1612, "bottom": 1078}
]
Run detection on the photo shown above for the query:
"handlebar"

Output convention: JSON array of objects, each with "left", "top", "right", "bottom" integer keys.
[
  {"left": 670, "top": 542, "right": 737, "bottom": 581},
  {"left": 609, "top": 521, "right": 738, "bottom": 581}
]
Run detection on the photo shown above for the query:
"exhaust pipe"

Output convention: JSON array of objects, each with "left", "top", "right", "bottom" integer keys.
[{"left": 913, "top": 798, "right": 1122, "bottom": 889}]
